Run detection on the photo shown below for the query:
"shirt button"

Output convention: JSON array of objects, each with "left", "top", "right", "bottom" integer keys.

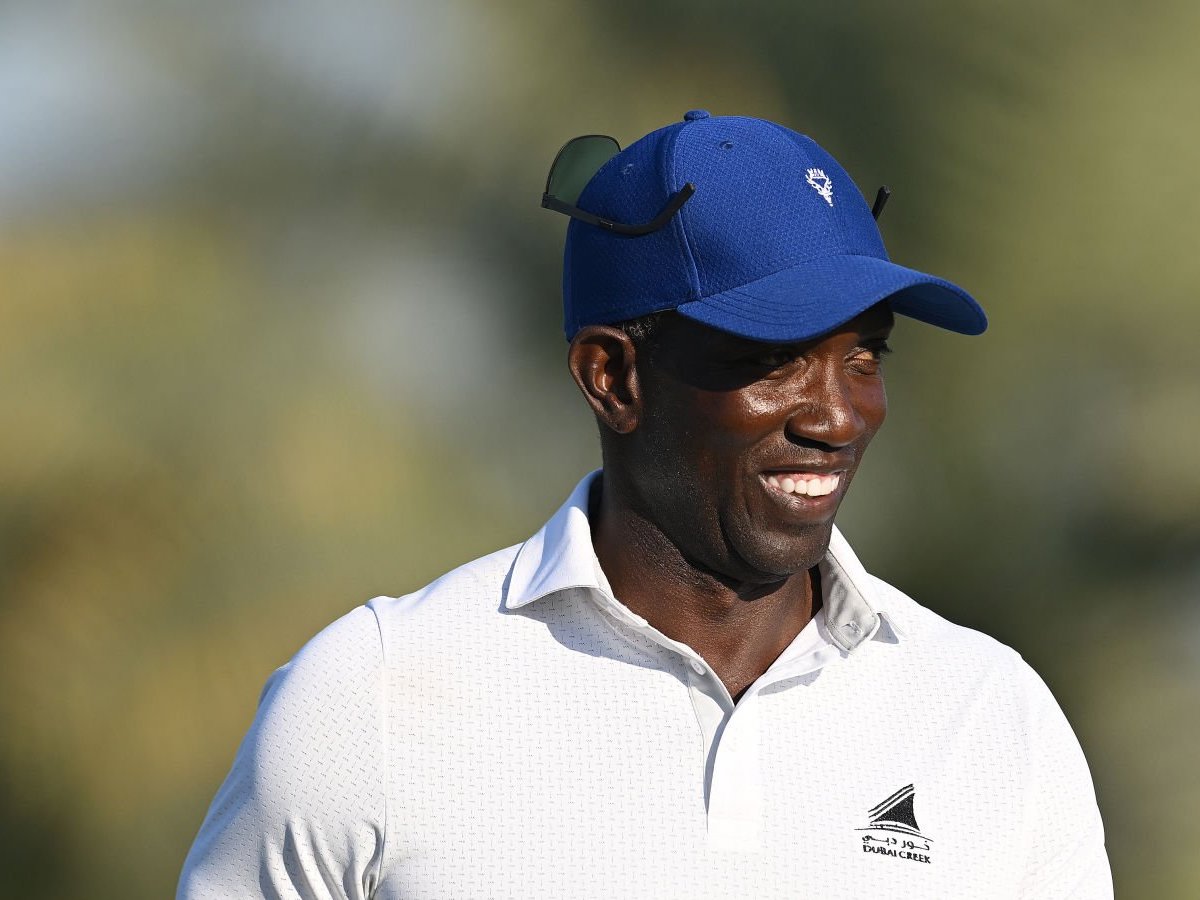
[{"left": 690, "top": 659, "right": 707, "bottom": 675}]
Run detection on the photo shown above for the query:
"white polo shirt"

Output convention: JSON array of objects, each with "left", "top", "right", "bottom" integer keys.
[{"left": 179, "top": 472, "right": 1112, "bottom": 899}]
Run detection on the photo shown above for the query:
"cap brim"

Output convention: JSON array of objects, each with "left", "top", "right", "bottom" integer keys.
[{"left": 675, "top": 254, "right": 987, "bottom": 342}]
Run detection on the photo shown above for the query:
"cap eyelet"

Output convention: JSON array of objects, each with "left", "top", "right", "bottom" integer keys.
[{"left": 719, "top": 140, "right": 735, "bottom": 150}]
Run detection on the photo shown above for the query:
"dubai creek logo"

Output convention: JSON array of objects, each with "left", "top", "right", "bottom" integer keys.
[
  {"left": 857, "top": 784, "right": 933, "bottom": 864},
  {"left": 805, "top": 167, "right": 834, "bottom": 206}
]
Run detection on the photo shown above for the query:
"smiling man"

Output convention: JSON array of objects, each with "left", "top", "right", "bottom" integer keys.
[
  {"left": 576, "top": 304, "right": 893, "bottom": 705},
  {"left": 179, "top": 113, "right": 1112, "bottom": 899}
]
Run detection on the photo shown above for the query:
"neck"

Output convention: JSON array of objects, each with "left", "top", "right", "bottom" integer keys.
[{"left": 590, "top": 473, "right": 820, "bottom": 700}]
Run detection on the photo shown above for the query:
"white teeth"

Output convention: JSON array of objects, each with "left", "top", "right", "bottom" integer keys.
[
  {"left": 811, "top": 474, "right": 841, "bottom": 496},
  {"left": 768, "top": 473, "right": 841, "bottom": 497}
]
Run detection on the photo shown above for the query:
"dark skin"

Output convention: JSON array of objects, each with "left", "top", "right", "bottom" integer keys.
[{"left": 567, "top": 303, "right": 893, "bottom": 702}]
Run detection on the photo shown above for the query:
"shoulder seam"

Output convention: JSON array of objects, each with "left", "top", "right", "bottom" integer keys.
[{"left": 367, "top": 601, "right": 390, "bottom": 890}]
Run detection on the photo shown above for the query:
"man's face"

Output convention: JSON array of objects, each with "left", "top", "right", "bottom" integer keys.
[{"left": 625, "top": 303, "right": 893, "bottom": 585}]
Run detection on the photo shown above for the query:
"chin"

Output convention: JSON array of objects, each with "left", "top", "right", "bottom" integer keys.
[{"left": 730, "top": 521, "right": 835, "bottom": 581}]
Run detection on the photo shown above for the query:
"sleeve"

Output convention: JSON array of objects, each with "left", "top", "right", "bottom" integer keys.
[
  {"left": 177, "top": 605, "right": 388, "bottom": 900},
  {"left": 1016, "top": 660, "right": 1113, "bottom": 900}
]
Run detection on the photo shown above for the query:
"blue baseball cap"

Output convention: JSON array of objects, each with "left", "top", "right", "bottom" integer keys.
[{"left": 559, "top": 110, "right": 986, "bottom": 342}]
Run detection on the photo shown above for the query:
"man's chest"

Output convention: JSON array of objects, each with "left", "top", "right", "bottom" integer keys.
[{"left": 373, "top": 657, "right": 1032, "bottom": 899}]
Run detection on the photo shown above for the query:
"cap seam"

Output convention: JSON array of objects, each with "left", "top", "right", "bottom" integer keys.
[
  {"left": 664, "top": 122, "right": 703, "bottom": 302},
  {"left": 700, "top": 286, "right": 878, "bottom": 326},
  {"left": 696, "top": 251, "right": 909, "bottom": 303},
  {"left": 693, "top": 284, "right": 888, "bottom": 325}
]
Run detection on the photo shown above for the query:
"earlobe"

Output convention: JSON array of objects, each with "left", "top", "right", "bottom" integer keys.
[{"left": 567, "top": 326, "right": 641, "bottom": 434}]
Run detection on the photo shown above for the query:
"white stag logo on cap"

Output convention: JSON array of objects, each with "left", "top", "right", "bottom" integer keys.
[{"left": 805, "top": 168, "right": 834, "bottom": 206}]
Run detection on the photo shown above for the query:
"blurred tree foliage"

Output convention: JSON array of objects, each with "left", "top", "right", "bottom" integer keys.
[{"left": 1, "top": 1, "right": 1197, "bottom": 897}]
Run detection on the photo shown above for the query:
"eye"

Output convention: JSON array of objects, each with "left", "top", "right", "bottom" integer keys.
[
  {"left": 847, "top": 341, "right": 892, "bottom": 375},
  {"left": 732, "top": 345, "right": 805, "bottom": 376},
  {"left": 753, "top": 348, "right": 798, "bottom": 368}
]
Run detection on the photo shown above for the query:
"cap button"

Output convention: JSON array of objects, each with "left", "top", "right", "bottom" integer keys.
[{"left": 683, "top": 109, "right": 711, "bottom": 122}]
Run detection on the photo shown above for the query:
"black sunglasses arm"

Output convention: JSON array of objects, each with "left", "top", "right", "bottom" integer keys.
[
  {"left": 871, "top": 185, "right": 892, "bottom": 221},
  {"left": 541, "top": 183, "right": 695, "bottom": 236}
]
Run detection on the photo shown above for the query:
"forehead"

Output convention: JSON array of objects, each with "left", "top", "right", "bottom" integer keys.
[
  {"left": 656, "top": 302, "right": 895, "bottom": 359},
  {"left": 639, "top": 303, "right": 893, "bottom": 393}
]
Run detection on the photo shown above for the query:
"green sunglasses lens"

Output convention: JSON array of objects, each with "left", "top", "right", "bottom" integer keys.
[{"left": 546, "top": 135, "right": 621, "bottom": 206}]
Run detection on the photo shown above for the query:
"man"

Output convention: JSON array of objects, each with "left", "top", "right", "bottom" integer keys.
[{"left": 179, "top": 111, "right": 1112, "bottom": 898}]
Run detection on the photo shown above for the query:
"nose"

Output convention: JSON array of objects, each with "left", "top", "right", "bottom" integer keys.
[{"left": 783, "top": 360, "right": 871, "bottom": 450}]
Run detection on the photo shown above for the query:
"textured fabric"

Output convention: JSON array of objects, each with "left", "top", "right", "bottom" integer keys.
[
  {"left": 560, "top": 111, "right": 987, "bottom": 341},
  {"left": 178, "top": 472, "right": 1111, "bottom": 899}
]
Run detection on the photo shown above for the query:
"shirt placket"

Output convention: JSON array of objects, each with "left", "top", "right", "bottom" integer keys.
[
  {"left": 586, "top": 585, "right": 853, "bottom": 850},
  {"left": 702, "top": 682, "right": 764, "bottom": 851},
  {"left": 700, "top": 642, "right": 845, "bottom": 852}
]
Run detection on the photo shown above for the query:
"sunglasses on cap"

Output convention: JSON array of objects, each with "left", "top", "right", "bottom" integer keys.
[{"left": 541, "top": 133, "right": 893, "bottom": 236}]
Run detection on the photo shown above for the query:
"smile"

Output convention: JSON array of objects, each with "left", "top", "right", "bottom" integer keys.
[{"left": 763, "top": 472, "right": 842, "bottom": 498}]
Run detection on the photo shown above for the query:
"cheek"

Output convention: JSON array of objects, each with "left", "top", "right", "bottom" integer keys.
[
  {"left": 689, "top": 393, "right": 775, "bottom": 455},
  {"left": 656, "top": 384, "right": 766, "bottom": 437},
  {"left": 736, "top": 390, "right": 784, "bottom": 422},
  {"left": 638, "top": 393, "right": 766, "bottom": 484}
]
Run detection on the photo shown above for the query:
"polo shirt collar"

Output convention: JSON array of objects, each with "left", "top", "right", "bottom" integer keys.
[
  {"left": 820, "top": 524, "right": 906, "bottom": 649},
  {"left": 505, "top": 472, "right": 603, "bottom": 609},
  {"left": 504, "top": 471, "right": 904, "bottom": 651}
]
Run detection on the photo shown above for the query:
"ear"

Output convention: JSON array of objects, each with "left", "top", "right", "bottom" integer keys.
[{"left": 567, "top": 326, "right": 642, "bottom": 435}]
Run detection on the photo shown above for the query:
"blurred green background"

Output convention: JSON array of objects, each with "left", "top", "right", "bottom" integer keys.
[{"left": 2, "top": 1, "right": 1198, "bottom": 896}]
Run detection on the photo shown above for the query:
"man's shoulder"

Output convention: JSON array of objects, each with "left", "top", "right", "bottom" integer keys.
[
  {"left": 865, "top": 573, "right": 1035, "bottom": 682},
  {"left": 271, "top": 542, "right": 530, "bottom": 701},
  {"left": 366, "top": 541, "right": 523, "bottom": 629},
  {"left": 860, "top": 574, "right": 1084, "bottom": 755}
]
